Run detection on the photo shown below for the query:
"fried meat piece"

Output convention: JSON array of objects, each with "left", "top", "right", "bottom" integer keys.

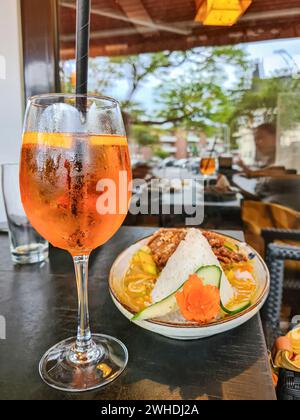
[
  {"left": 147, "top": 229, "right": 187, "bottom": 270},
  {"left": 148, "top": 229, "right": 247, "bottom": 270},
  {"left": 202, "top": 231, "right": 247, "bottom": 264}
]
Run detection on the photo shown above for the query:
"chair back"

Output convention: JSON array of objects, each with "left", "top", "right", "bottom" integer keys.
[
  {"left": 242, "top": 201, "right": 300, "bottom": 255},
  {"left": 263, "top": 244, "right": 300, "bottom": 345}
]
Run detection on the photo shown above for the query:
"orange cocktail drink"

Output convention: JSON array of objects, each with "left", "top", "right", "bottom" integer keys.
[
  {"left": 20, "top": 133, "right": 131, "bottom": 255},
  {"left": 200, "top": 157, "right": 217, "bottom": 176}
]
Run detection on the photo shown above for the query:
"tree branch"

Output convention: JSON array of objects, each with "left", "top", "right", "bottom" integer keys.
[{"left": 133, "top": 111, "right": 195, "bottom": 126}]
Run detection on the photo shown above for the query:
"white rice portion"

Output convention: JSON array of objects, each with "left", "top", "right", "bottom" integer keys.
[{"left": 151, "top": 228, "right": 234, "bottom": 306}]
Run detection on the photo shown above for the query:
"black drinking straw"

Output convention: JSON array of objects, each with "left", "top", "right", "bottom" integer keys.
[
  {"left": 205, "top": 136, "right": 218, "bottom": 171},
  {"left": 72, "top": 0, "right": 91, "bottom": 217},
  {"left": 76, "top": 0, "right": 91, "bottom": 110}
]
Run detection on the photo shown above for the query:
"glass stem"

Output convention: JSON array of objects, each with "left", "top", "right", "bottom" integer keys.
[{"left": 71, "top": 255, "right": 98, "bottom": 363}]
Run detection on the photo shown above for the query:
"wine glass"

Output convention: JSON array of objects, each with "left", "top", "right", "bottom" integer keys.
[{"left": 20, "top": 94, "right": 132, "bottom": 392}]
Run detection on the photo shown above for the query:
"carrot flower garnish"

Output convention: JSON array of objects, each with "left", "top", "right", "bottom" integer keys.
[{"left": 176, "top": 274, "right": 220, "bottom": 323}]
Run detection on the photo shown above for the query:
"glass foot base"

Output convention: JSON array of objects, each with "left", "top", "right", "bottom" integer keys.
[
  {"left": 11, "top": 243, "right": 49, "bottom": 265},
  {"left": 39, "top": 334, "right": 128, "bottom": 393}
]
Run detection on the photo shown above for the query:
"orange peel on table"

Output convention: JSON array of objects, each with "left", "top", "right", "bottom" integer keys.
[
  {"left": 176, "top": 274, "right": 220, "bottom": 324},
  {"left": 288, "top": 328, "right": 300, "bottom": 355}
]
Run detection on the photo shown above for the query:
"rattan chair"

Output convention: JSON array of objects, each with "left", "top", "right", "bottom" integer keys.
[
  {"left": 262, "top": 242, "right": 300, "bottom": 343},
  {"left": 261, "top": 242, "right": 300, "bottom": 401},
  {"left": 277, "top": 369, "right": 300, "bottom": 400},
  {"left": 262, "top": 228, "right": 300, "bottom": 256},
  {"left": 262, "top": 228, "right": 300, "bottom": 290}
]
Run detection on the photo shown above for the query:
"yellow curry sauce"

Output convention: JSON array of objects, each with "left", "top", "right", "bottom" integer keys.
[
  {"left": 121, "top": 246, "right": 158, "bottom": 312},
  {"left": 222, "top": 262, "right": 257, "bottom": 313}
]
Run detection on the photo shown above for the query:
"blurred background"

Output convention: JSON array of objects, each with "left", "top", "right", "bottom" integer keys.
[{"left": 0, "top": 0, "right": 300, "bottom": 329}]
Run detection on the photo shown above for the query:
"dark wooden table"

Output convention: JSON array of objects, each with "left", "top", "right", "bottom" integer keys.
[
  {"left": 0, "top": 227, "right": 276, "bottom": 400},
  {"left": 129, "top": 193, "right": 242, "bottom": 230}
]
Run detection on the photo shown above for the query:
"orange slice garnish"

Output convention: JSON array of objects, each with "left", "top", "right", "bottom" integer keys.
[{"left": 22, "top": 132, "right": 127, "bottom": 148}]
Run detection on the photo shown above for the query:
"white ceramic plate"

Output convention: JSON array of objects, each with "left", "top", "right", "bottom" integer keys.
[{"left": 109, "top": 233, "right": 270, "bottom": 340}]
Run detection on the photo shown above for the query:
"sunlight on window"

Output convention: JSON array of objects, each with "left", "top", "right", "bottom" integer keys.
[{"left": 277, "top": 93, "right": 300, "bottom": 173}]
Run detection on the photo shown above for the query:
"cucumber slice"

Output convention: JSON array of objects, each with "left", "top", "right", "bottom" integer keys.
[
  {"left": 196, "top": 265, "right": 221, "bottom": 288},
  {"left": 221, "top": 301, "right": 251, "bottom": 316},
  {"left": 197, "top": 265, "right": 250, "bottom": 316},
  {"left": 132, "top": 265, "right": 222, "bottom": 321},
  {"left": 131, "top": 284, "right": 182, "bottom": 321}
]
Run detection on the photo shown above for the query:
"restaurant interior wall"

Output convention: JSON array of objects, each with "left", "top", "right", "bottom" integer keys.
[{"left": 0, "top": 0, "right": 24, "bottom": 222}]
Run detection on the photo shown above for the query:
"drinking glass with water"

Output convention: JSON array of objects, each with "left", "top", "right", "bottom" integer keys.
[{"left": 1, "top": 164, "right": 48, "bottom": 264}]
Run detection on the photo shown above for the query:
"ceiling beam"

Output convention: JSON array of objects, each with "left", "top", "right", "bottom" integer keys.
[
  {"left": 116, "top": 0, "right": 159, "bottom": 37},
  {"left": 61, "top": 26, "right": 154, "bottom": 42},
  {"left": 61, "top": 20, "right": 196, "bottom": 42},
  {"left": 60, "top": 1, "right": 191, "bottom": 36},
  {"left": 60, "top": 18, "right": 300, "bottom": 59},
  {"left": 241, "top": 7, "right": 300, "bottom": 22}
]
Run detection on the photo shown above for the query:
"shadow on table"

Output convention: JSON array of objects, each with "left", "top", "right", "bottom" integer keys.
[{"left": 117, "top": 318, "right": 268, "bottom": 400}]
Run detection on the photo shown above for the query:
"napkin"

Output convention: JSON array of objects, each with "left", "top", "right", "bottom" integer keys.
[{"left": 214, "top": 174, "right": 232, "bottom": 193}]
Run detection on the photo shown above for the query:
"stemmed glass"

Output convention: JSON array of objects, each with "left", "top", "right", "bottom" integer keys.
[{"left": 20, "top": 94, "right": 132, "bottom": 392}]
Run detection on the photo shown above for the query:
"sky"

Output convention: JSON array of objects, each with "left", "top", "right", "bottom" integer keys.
[
  {"left": 245, "top": 38, "right": 300, "bottom": 77},
  {"left": 114, "top": 38, "right": 300, "bottom": 110}
]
